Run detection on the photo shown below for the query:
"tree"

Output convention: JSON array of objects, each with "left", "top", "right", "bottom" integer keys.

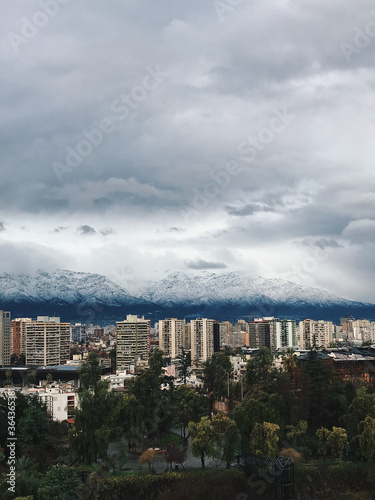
[
  {"left": 301, "top": 349, "right": 333, "bottom": 427},
  {"left": 177, "top": 347, "right": 191, "bottom": 384},
  {"left": 188, "top": 416, "right": 216, "bottom": 468},
  {"left": 211, "top": 412, "right": 241, "bottom": 468},
  {"left": 346, "top": 388, "right": 375, "bottom": 435},
  {"left": 281, "top": 349, "right": 298, "bottom": 378},
  {"left": 199, "top": 353, "right": 233, "bottom": 415},
  {"left": 24, "top": 370, "right": 36, "bottom": 388},
  {"left": 3, "top": 369, "right": 12, "bottom": 387},
  {"left": 327, "top": 427, "right": 348, "bottom": 460},
  {"left": 46, "top": 373, "right": 53, "bottom": 385},
  {"left": 127, "top": 348, "right": 175, "bottom": 440},
  {"left": 232, "top": 396, "right": 277, "bottom": 452},
  {"left": 357, "top": 416, "right": 375, "bottom": 461},
  {"left": 164, "top": 442, "right": 187, "bottom": 470},
  {"left": 175, "top": 384, "right": 206, "bottom": 442},
  {"left": 37, "top": 465, "right": 83, "bottom": 500},
  {"left": 18, "top": 404, "right": 49, "bottom": 449},
  {"left": 69, "top": 381, "right": 121, "bottom": 463},
  {"left": 12, "top": 457, "right": 41, "bottom": 498},
  {"left": 250, "top": 422, "right": 280, "bottom": 458},
  {"left": 316, "top": 427, "right": 331, "bottom": 460},
  {"left": 245, "top": 348, "right": 275, "bottom": 394},
  {"left": 79, "top": 352, "right": 102, "bottom": 392},
  {"left": 139, "top": 449, "right": 156, "bottom": 471},
  {"left": 69, "top": 352, "right": 122, "bottom": 464},
  {"left": 285, "top": 420, "right": 308, "bottom": 449}
]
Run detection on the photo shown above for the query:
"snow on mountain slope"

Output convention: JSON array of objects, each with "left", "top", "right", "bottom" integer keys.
[
  {"left": 0, "top": 269, "right": 142, "bottom": 306},
  {"left": 131, "top": 271, "right": 369, "bottom": 308},
  {"left": 0, "top": 269, "right": 371, "bottom": 313}
]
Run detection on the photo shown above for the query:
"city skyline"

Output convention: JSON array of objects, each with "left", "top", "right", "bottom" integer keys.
[{"left": 1, "top": 1, "right": 375, "bottom": 303}]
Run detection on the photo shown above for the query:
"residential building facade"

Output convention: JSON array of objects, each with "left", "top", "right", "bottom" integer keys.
[{"left": 116, "top": 315, "right": 150, "bottom": 371}]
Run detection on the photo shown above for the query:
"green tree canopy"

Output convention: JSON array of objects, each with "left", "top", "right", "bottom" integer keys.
[
  {"left": 37, "top": 465, "right": 83, "bottom": 500},
  {"left": 175, "top": 384, "right": 207, "bottom": 442},
  {"left": 211, "top": 412, "right": 241, "bottom": 468},
  {"left": 188, "top": 416, "right": 216, "bottom": 468},
  {"left": 250, "top": 421, "right": 280, "bottom": 458}
]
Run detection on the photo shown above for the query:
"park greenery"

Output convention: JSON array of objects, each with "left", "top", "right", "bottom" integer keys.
[{"left": 0, "top": 347, "right": 375, "bottom": 498}]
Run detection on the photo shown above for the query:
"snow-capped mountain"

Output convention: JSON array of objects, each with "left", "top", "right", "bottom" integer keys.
[
  {"left": 0, "top": 269, "right": 140, "bottom": 306},
  {"left": 132, "top": 271, "right": 368, "bottom": 309},
  {"left": 0, "top": 269, "right": 374, "bottom": 323}
]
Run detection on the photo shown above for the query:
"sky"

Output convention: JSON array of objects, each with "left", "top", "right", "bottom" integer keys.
[{"left": 1, "top": 0, "right": 375, "bottom": 302}]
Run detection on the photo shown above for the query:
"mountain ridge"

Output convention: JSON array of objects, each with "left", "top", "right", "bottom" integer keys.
[{"left": 0, "top": 269, "right": 373, "bottom": 323}]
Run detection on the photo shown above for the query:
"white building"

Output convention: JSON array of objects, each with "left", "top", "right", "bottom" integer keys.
[
  {"left": 270, "top": 319, "right": 297, "bottom": 350},
  {"left": 25, "top": 317, "right": 70, "bottom": 367},
  {"left": 116, "top": 315, "right": 150, "bottom": 371},
  {"left": 298, "top": 319, "right": 334, "bottom": 349},
  {"left": 159, "top": 318, "right": 186, "bottom": 358},
  {"left": 191, "top": 318, "right": 214, "bottom": 362}
]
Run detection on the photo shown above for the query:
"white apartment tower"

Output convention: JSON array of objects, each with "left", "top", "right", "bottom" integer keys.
[
  {"left": 191, "top": 318, "right": 214, "bottom": 362},
  {"left": 0, "top": 310, "right": 11, "bottom": 366},
  {"left": 298, "top": 319, "right": 334, "bottom": 350},
  {"left": 269, "top": 319, "right": 297, "bottom": 350},
  {"left": 116, "top": 315, "right": 150, "bottom": 371},
  {"left": 159, "top": 318, "right": 186, "bottom": 358},
  {"left": 25, "top": 316, "right": 70, "bottom": 367}
]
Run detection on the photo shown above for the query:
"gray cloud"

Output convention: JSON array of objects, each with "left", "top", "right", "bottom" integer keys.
[
  {"left": 77, "top": 225, "right": 96, "bottom": 236},
  {"left": 0, "top": 0, "right": 374, "bottom": 301},
  {"left": 0, "top": 222, "right": 5, "bottom": 231},
  {"left": 186, "top": 259, "right": 228, "bottom": 270}
]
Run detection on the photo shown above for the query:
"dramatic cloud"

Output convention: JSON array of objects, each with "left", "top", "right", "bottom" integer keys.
[{"left": 1, "top": 0, "right": 375, "bottom": 301}]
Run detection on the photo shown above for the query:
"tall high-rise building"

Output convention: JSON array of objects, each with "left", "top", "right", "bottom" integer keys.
[
  {"left": 0, "top": 310, "right": 11, "bottom": 366},
  {"left": 183, "top": 323, "right": 191, "bottom": 350},
  {"left": 25, "top": 316, "right": 70, "bottom": 367},
  {"left": 269, "top": 319, "right": 297, "bottom": 350},
  {"left": 11, "top": 318, "right": 32, "bottom": 356},
  {"left": 249, "top": 319, "right": 271, "bottom": 348},
  {"left": 71, "top": 323, "right": 87, "bottom": 344},
  {"left": 213, "top": 321, "right": 220, "bottom": 353},
  {"left": 298, "top": 319, "right": 334, "bottom": 349},
  {"left": 159, "top": 318, "right": 186, "bottom": 358},
  {"left": 191, "top": 318, "right": 214, "bottom": 362},
  {"left": 219, "top": 321, "right": 232, "bottom": 345},
  {"left": 116, "top": 315, "right": 150, "bottom": 371}
]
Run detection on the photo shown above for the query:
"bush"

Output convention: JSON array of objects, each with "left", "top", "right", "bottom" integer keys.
[{"left": 278, "top": 448, "right": 302, "bottom": 462}]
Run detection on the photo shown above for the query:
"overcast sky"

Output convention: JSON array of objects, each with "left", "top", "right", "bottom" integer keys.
[{"left": 1, "top": 0, "right": 375, "bottom": 301}]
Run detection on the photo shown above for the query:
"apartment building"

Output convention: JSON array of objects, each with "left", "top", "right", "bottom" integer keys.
[
  {"left": 116, "top": 315, "right": 150, "bottom": 371},
  {"left": 191, "top": 318, "right": 214, "bottom": 362},
  {"left": 25, "top": 316, "right": 70, "bottom": 367},
  {"left": 0, "top": 310, "right": 11, "bottom": 366},
  {"left": 269, "top": 319, "right": 297, "bottom": 350},
  {"left": 159, "top": 318, "right": 186, "bottom": 358},
  {"left": 10, "top": 317, "right": 32, "bottom": 357},
  {"left": 352, "top": 319, "right": 373, "bottom": 343},
  {"left": 219, "top": 321, "right": 232, "bottom": 345},
  {"left": 71, "top": 323, "right": 87, "bottom": 344},
  {"left": 298, "top": 319, "right": 334, "bottom": 349},
  {"left": 249, "top": 319, "right": 271, "bottom": 348}
]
